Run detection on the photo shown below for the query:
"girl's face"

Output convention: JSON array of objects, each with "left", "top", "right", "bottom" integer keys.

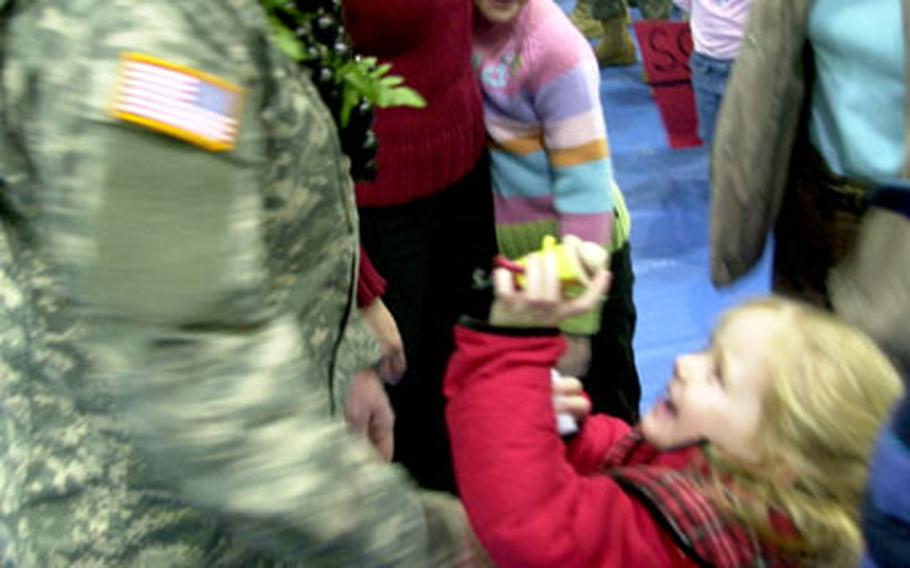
[
  {"left": 474, "top": 0, "right": 529, "bottom": 24},
  {"left": 641, "top": 310, "right": 779, "bottom": 462}
]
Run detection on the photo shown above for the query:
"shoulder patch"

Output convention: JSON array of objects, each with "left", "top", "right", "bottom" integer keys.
[{"left": 111, "top": 52, "right": 244, "bottom": 152}]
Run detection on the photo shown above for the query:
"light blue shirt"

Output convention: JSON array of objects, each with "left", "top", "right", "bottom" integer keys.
[{"left": 808, "top": 0, "right": 906, "bottom": 185}]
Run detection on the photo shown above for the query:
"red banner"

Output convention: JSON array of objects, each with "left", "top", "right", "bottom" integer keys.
[{"left": 633, "top": 20, "right": 701, "bottom": 149}]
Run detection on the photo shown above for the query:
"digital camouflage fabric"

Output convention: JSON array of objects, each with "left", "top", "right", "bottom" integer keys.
[
  {"left": 592, "top": 0, "right": 674, "bottom": 20},
  {"left": 0, "top": 0, "right": 480, "bottom": 565}
]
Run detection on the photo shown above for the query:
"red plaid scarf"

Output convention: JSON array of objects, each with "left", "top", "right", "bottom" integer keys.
[{"left": 602, "top": 429, "right": 793, "bottom": 568}]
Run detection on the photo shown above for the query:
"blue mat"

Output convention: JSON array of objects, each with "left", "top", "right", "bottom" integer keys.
[{"left": 598, "top": 32, "right": 771, "bottom": 412}]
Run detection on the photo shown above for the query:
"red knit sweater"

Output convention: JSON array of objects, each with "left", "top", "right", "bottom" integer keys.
[{"left": 343, "top": 0, "right": 486, "bottom": 208}]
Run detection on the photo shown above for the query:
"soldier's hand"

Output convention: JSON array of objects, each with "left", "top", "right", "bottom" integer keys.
[
  {"left": 346, "top": 368, "right": 395, "bottom": 461},
  {"left": 360, "top": 298, "right": 407, "bottom": 384}
]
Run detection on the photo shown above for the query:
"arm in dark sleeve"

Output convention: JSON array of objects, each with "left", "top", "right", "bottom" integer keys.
[
  {"left": 895, "top": 395, "right": 910, "bottom": 445},
  {"left": 862, "top": 396, "right": 910, "bottom": 566}
]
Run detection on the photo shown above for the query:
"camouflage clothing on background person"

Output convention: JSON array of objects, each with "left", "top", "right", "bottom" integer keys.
[
  {"left": 570, "top": 0, "right": 605, "bottom": 38},
  {"left": 637, "top": 0, "right": 673, "bottom": 19},
  {"left": 592, "top": 0, "right": 628, "bottom": 20},
  {"left": 592, "top": 0, "right": 673, "bottom": 20},
  {"left": 0, "top": 0, "right": 484, "bottom": 565}
]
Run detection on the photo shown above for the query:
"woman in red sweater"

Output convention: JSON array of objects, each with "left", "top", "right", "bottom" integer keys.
[
  {"left": 343, "top": 0, "right": 496, "bottom": 492},
  {"left": 444, "top": 243, "right": 903, "bottom": 566}
]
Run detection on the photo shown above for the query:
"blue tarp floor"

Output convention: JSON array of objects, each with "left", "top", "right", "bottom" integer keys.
[{"left": 560, "top": 2, "right": 773, "bottom": 411}]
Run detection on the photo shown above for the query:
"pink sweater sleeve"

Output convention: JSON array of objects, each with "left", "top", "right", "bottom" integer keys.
[{"left": 444, "top": 326, "right": 677, "bottom": 567}]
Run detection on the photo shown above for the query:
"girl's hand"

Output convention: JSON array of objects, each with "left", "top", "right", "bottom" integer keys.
[
  {"left": 552, "top": 374, "right": 592, "bottom": 423},
  {"left": 489, "top": 242, "right": 610, "bottom": 328}
]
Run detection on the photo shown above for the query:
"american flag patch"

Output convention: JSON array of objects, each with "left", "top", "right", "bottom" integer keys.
[{"left": 111, "top": 52, "right": 243, "bottom": 152}]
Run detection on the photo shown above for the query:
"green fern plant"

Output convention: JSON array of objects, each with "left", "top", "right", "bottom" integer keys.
[{"left": 263, "top": 1, "right": 426, "bottom": 127}]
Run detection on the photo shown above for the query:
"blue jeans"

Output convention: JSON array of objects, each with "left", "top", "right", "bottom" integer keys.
[{"left": 689, "top": 51, "right": 733, "bottom": 143}]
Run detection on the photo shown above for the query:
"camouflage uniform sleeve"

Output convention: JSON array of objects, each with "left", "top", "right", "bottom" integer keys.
[
  {"left": 333, "top": 297, "right": 384, "bottom": 411},
  {"left": 9, "top": 1, "right": 440, "bottom": 564}
]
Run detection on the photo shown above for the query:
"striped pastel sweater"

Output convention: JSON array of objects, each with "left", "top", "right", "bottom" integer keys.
[{"left": 473, "top": 0, "right": 630, "bottom": 334}]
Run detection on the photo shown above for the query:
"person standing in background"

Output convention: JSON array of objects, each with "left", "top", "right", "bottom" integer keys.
[
  {"left": 674, "top": 0, "right": 754, "bottom": 144},
  {"left": 343, "top": 0, "right": 497, "bottom": 493},
  {"left": 473, "top": 0, "right": 641, "bottom": 423},
  {"left": 573, "top": 0, "right": 675, "bottom": 67},
  {"left": 829, "top": 187, "right": 910, "bottom": 567},
  {"left": 636, "top": 0, "right": 674, "bottom": 19},
  {"left": 861, "top": 390, "right": 910, "bottom": 567},
  {"left": 569, "top": 0, "right": 606, "bottom": 40},
  {"left": 711, "top": 0, "right": 909, "bottom": 308},
  {"left": 591, "top": 0, "right": 639, "bottom": 66}
]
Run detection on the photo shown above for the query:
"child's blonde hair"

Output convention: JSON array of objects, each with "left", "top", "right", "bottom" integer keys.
[{"left": 706, "top": 297, "right": 903, "bottom": 565}]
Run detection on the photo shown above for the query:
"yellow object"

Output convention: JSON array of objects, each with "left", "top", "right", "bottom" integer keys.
[{"left": 514, "top": 235, "right": 607, "bottom": 289}]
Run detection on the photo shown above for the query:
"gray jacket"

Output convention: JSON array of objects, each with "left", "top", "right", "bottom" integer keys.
[{"left": 709, "top": 0, "right": 910, "bottom": 286}]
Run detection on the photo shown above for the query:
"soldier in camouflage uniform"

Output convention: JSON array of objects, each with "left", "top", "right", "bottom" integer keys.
[
  {"left": 0, "top": 0, "right": 486, "bottom": 565},
  {"left": 593, "top": 0, "right": 673, "bottom": 20},
  {"left": 582, "top": 0, "right": 674, "bottom": 66}
]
